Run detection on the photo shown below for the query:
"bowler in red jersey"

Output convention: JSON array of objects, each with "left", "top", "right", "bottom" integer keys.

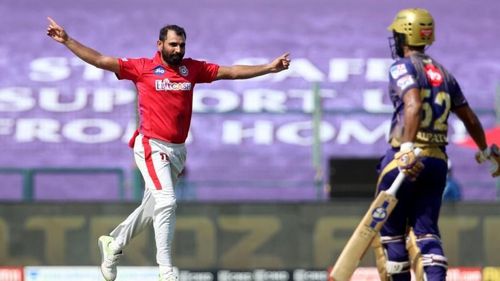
[{"left": 47, "top": 17, "right": 290, "bottom": 281}]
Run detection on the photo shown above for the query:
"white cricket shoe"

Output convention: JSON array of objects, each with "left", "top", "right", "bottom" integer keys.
[
  {"left": 98, "top": 235, "right": 122, "bottom": 281},
  {"left": 159, "top": 272, "right": 178, "bottom": 281}
]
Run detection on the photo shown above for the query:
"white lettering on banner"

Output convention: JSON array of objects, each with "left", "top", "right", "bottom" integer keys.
[
  {"left": 222, "top": 120, "right": 387, "bottom": 146},
  {"left": 336, "top": 120, "right": 390, "bottom": 144},
  {"left": 9, "top": 118, "right": 128, "bottom": 143},
  {"left": 0, "top": 118, "right": 14, "bottom": 135},
  {"left": 243, "top": 89, "right": 287, "bottom": 113},
  {"left": 0, "top": 87, "right": 35, "bottom": 111},
  {"left": 30, "top": 57, "right": 71, "bottom": 81},
  {"left": 3, "top": 118, "right": 465, "bottom": 145},
  {"left": 223, "top": 121, "right": 274, "bottom": 145},
  {"left": 62, "top": 119, "right": 122, "bottom": 143},
  {"left": 29, "top": 56, "right": 394, "bottom": 82},
  {"left": 363, "top": 89, "right": 392, "bottom": 113},
  {"left": 329, "top": 58, "right": 364, "bottom": 82},
  {"left": 276, "top": 121, "right": 335, "bottom": 146},
  {"left": 39, "top": 87, "right": 88, "bottom": 112},
  {"left": 0, "top": 87, "right": 136, "bottom": 113},
  {"left": 288, "top": 89, "right": 336, "bottom": 113},
  {"left": 193, "top": 89, "right": 339, "bottom": 113},
  {"left": 93, "top": 88, "right": 136, "bottom": 112},
  {"left": 0, "top": 85, "right": 391, "bottom": 114},
  {"left": 29, "top": 57, "right": 107, "bottom": 82},
  {"left": 193, "top": 89, "right": 240, "bottom": 112},
  {"left": 16, "top": 119, "right": 61, "bottom": 142},
  {"left": 366, "top": 59, "right": 393, "bottom": 81}
]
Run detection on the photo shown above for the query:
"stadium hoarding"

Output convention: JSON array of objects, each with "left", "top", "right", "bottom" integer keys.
[
  {"left": 7, "top": 266, "right": 493, "bottom": 281},
  {"left": 0, "top": 267, "right": 23, "bottom": 281},
  {"left": 1, "top": 203, "right": 500, "bottom": 269},
  {"left": 1, "top": 0, "right": 500, "bottom": 201}
]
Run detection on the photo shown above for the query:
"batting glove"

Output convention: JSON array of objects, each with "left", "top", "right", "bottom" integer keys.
[
  {"left": 475, "top": 144, "right": 500, "bottom": 177},
  {"left": 394, "top": 142, "right": 424, "bottom": 180}
]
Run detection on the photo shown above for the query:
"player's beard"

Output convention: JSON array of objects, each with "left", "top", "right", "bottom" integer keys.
[{"left": 162, "top": 49, "right": 184, "bottom": 66}]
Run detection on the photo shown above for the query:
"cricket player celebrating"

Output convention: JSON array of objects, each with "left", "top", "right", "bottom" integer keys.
[
  {"left": 46, "top": 17, "right": 290, "bottom": 281},
  {"left": 373, "top": 8, "right": 500, "bottom": 281}
]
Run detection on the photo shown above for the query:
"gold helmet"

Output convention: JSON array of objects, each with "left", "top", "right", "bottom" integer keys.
[{"left": 388, "top": 8, "right": 435, "bottom": 46}]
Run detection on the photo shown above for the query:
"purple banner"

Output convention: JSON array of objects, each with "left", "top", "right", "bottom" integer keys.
[{"left": 1, "top": 0, "right": 500, "bottom": 201}]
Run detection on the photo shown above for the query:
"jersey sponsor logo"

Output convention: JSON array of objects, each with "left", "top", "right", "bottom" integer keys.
[
  {"left": 154, "top": 66, "right": 166, "bottom": 75},
  {"left": 416, "top": 131, "right": 448, "bottom": 144},
  {"left": 390, "top": 64, "right": 408, "bottom": 79},
  {"left": 179, "top": 65, "right": 189, "bottom": 77},
  {"left": 424, "top": 64, "right": 443, "bottom": 87},
  {"left": 396, "top": 75, "right": 415, "bottom": 91},
  {"left": 155, "top": 79, "right": 192, "bottom": 91}
]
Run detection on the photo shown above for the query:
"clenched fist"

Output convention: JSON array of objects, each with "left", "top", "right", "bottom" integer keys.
[
  {"left": 395, "top": 144, "right": 424, "bottom": 180},
  {"left": 475, "top": 144, "right": 500, "bottom": 177}
]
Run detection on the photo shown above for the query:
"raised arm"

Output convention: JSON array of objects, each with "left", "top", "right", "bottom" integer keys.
[
  {"left": 215, "top": 53, "right": 290, "bottom": 80},
  {"left": 46, "top": 17, "right": 120, "bottom": 74}
]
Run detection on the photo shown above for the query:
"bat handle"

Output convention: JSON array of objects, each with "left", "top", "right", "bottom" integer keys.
[
  {"left": 386, "top": 172, "right": 405, "bottom": 196},
  {"left": 385, "top": 148, "right": 423, "bottom": 196}
]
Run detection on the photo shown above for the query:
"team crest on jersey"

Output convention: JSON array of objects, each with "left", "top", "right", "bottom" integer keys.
[
  {"left": 424, "top": 64, "right": 443, "bottom": 87},
  {"left": 179, "top": 65, "right": 189, "bottom": 77},
  {"left": 153, "top": 66, "right": 166, "bottom": 75},
  {"left": 390, "top": 64, "right": 408, "bottom": 79},
  {"left": 396, "top": 75, "right": 415, "bottom": 90}
]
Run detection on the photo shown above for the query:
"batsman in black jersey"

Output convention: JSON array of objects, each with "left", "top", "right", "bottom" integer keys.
[{"left": 372, "top": 8, "right": 500, "bottom": 281}]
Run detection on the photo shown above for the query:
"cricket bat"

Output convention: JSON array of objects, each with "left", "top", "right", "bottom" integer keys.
[{"left": 328, "top": 171, "right": 406, "bottom": 281}]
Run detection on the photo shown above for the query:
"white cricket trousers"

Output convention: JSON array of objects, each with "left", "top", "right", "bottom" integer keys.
[{"left": 110, "top": 133, "right": 186, "bottom": 268}]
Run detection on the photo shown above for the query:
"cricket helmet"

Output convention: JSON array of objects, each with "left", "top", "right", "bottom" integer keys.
[{"left": 388, "top": 8, "right": 435, "bottom": 47}]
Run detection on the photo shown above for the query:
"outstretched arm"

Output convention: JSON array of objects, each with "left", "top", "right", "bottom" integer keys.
[
  {"left": 215, "top": 53, "right": 290, "bottom": 80},
  {"left": 46, "top": 17, "right": 120, "bottom": 73}
]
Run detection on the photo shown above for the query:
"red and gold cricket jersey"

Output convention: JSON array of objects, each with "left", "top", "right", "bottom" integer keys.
[{"left": 117, "top": 52, "right": 219, "bottom": 144}]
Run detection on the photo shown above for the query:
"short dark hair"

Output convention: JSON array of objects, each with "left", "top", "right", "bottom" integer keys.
[{"left": 159, "top": 25, "right": 186, "bottom": 41}]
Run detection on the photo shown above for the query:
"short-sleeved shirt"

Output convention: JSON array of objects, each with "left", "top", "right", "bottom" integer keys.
[
  {"left": 387, "top": 53, "right": 468, "bottom": 147},
  {"left": 117, "top": 52, "right": 219, "bottom": 143}
]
